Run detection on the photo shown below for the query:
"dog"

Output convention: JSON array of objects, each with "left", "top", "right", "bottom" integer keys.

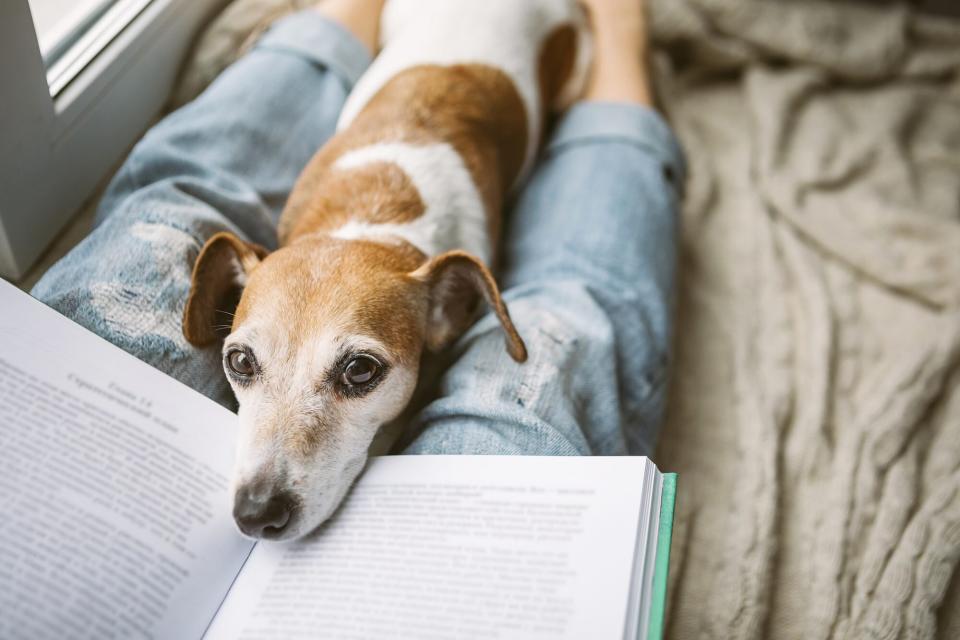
[{"left": 182, "top": 0, "right": 592, "bottom": 541}]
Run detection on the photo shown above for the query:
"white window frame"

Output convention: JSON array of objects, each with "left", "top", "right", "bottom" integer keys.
[{"left": 0, "top": 0, "right": 228, "bottom": 280}]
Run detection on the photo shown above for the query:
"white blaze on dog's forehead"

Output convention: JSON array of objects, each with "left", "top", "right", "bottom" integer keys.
[
  {"left": 227, "top": 324, "right": 348, "bottom": 385},
  {"left": 339, "top": 0, "right": 586, "bottom": 178},
  {"left": 226, "top": 323, "right": 405, "bottom": 442},
  {"left": 331, "top": 142, "right": 490, "bottom": 264}
]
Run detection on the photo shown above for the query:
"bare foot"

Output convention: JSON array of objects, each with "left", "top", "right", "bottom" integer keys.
[
  {"left": 315, "top": 0, "right": 387, "bottom": 55},
  {"left": 580, "top": 0, "right": 653, "bottom": 106}
]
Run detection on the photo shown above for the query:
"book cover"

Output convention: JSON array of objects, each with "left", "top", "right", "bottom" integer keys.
[{"left": 647, "top": 473, "right": 677, "bottom": 640}]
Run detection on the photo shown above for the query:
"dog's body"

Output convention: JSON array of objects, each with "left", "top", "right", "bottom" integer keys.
[
  {"left": 281, "top": 0, "right": 590, "bottom": 265},
  {"left": 183, "top": 0, "right": 591, "bottom": 541}
]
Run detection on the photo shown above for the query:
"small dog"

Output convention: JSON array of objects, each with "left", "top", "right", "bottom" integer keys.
[{"left": 182, "top": 0, "right": 591, "bottom": 540}]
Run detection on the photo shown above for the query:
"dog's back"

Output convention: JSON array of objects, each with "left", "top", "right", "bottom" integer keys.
[
  {"left": 279, "top": 0, "right": 591, "bottom": 262},
  {"left": 340, "top": 0, "right": 591, "bottom": 175}
]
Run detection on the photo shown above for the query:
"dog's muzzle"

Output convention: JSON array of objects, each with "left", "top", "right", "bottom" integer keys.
[{"left": 233, "top": 478, "right": 299, "bottom": 539}]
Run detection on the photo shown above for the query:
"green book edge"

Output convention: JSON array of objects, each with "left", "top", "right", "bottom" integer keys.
[{"left": 646, "top": 473, "right": 677, "bottom": 640}]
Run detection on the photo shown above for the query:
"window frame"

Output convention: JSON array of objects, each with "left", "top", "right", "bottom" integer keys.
[{"left": 0, "top": 0, "right": 228, "bottom": 280}]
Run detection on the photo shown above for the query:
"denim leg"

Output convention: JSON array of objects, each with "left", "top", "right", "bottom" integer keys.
[
  {"left": 32, "top": 12, "right": 370, "bottom": 408},
  {"left": 403, "top": 103, "right": 685, "bottom": 457}
]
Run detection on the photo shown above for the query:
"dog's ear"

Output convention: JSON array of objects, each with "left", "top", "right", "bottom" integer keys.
[
  {"left": 412, "top": 250, "right": 527, "bottom": 363},
  {"left": 183, "top": 232, "right": 268, "bottom": 346}
]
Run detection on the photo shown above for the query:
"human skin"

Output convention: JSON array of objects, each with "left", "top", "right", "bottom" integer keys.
[
  {"left": 582, "top": 0, "right": 654, "bottom": 106},
  {"left": 318, "top": 0, "right": 654, "bottom": 106},
  {"left": 314, "top": 0, "right": 386, "bottom": 55}
]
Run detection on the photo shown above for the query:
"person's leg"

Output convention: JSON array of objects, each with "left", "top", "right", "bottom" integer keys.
[
  {"left": 402, "top": 0, "right": 684, "bottom": 457},
  {"left": 401, "top": 103, "right": 684, "bottom": 457},
  {"left": 32, "top": 5, "right": 377, "bottom": 408}
]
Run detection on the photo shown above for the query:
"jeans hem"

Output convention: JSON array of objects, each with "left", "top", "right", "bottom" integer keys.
[{"left": 256, "top": 10, "right": 372, "bottom": 89}]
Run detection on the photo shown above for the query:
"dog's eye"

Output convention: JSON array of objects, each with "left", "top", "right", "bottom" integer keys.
[
  {"left": 341, "top": 355, "right": 382, "bottom": 388},
  {"left": 226, "top": 349, "right": 256, "bottom": 378}
]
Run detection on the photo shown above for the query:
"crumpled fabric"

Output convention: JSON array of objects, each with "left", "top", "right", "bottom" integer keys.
[{"left": 648, "top": 1, "right": 960, "bottom": 638}]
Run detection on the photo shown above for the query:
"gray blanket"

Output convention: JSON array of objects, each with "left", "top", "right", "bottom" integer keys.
[
  {"left": 174, "top": 1, "right": 960, "bottom": 637},
  {"left": 650, "top": 2, "right": 960, "bottom": 638}
]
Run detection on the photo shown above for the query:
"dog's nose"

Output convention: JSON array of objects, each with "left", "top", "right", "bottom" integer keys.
[{"left": 233, "top": 482, "right": 296, "bottom": 539}]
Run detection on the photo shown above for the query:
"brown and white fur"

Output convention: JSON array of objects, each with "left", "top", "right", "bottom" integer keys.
[{"left": 182, "top": 0, "right": 591, "bottom": 541}]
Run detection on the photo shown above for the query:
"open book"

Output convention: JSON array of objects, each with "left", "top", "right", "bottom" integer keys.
[{"left": 0, "top": 279, "right": 676, "bottom": 639}]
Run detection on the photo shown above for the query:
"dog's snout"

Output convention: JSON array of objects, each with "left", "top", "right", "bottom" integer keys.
[{"left": 233, "top": 481, "right": 296, "bottom": 539}]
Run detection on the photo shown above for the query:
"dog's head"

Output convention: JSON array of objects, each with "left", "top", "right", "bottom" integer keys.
[{"left": 182, "top": 232, "right": 526, "bottom": 540}]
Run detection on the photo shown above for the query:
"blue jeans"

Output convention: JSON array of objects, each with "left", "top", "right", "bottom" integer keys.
[{"left": 33, "top": 11, "right": 685, "bottom": 458}]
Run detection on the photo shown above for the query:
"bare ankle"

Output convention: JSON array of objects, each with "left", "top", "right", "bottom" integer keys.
[
  {"left": 582, "top": 2, "right": 653, "bottom": 105},
  {"left": 314, "top": 0, "right": 386, "bottom": 55}
]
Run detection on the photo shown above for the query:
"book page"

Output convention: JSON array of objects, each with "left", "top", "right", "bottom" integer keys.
[
  {"left": 207, "top": 456, "right": 650, "bottom": 640},
  {"left": 0, "top": 282, "right": 252, "bottom": 639},
  {"left": 628, "top": 466, "right": 662, "bottom": 640}
]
